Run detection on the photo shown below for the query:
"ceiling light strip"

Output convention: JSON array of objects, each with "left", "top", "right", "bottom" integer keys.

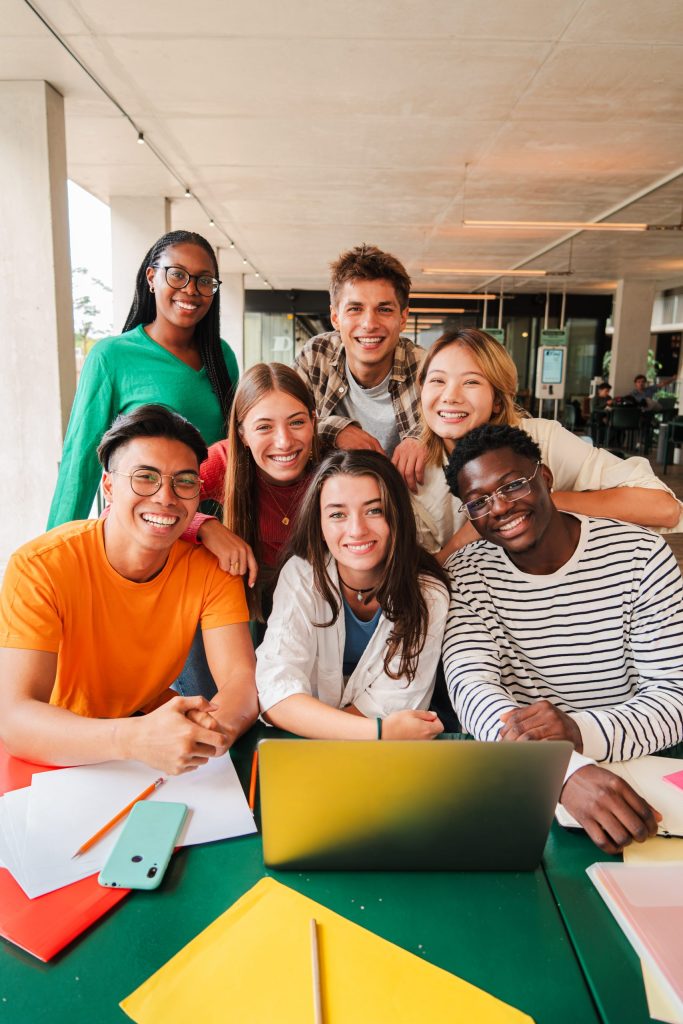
[
  {"left": 424, "top": 268, "right": 549, "bottom": 278},
  {"left": 464, "top": 220, "right": 649, "bottom": 233},
  {"left": 410, "top": 292, "right": 498, "bottom": 300}
]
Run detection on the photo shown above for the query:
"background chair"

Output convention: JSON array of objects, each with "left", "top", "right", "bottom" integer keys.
[{"left": 604, "top": 405, "right": 642, "bottom": 454}]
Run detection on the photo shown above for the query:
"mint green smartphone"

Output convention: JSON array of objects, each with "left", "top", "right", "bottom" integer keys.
[{"left": 98, "top": 801, "right": 188, "bottom": 890}]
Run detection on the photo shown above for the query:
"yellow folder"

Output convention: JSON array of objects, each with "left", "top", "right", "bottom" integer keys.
[{"left": 121, "top": 877, "right": 533, "bottom": 1023}]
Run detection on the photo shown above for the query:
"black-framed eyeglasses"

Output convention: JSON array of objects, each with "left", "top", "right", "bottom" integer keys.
[
  {"left": 151, "top": 264, "right": 221, "bottom": 296},
  {"left": 458, "top": 462, "right": 541, "bottom": 521},
  {"left": 113, "top": 469, "right": 203, "bottom": 499}
]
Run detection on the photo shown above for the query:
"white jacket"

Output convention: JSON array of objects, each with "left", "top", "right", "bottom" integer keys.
[
  {"left": 412, "top": 417, "right": 682, "bottom": 553},
  {"left": 256, "top": 556, "right": 449, "bottom": 718}
]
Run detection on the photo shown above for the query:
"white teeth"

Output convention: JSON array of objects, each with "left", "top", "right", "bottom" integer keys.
[
  {"left": 499, "top": 514, "right": 528, "bottom": 533},
  {"left": 438, "top": 411, "right": 467, "bottom": 420},
  {"left": 270, "top": 453, "right": 299, "bottom": 463},
  {"left": 142, "top": 513, "right": 178, "bottom": 527},
  {"left": 356, "top": 337, "right": 382, "bottom": 346},
  {"left": 175, "top": 301, "right": 198, "bottom": 310},
  {"left": 345, "top": 541, "right": 375, "bottom": 552}
]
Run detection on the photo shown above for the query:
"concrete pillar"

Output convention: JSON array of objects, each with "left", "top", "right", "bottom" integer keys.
[
  {"left": 609, "top": 280, "right": 656, "bottom": 395},
  {"left": 217, "top": 258, "right": 245, "bottom": 371},
  {"left": 110, "top": 197, "right": 170, "bottom": 332},
  {"left": 0, "top": 81, "right": 74, "bottom": 573}
]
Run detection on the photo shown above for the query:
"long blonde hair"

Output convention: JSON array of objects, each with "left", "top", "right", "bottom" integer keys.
[{"left": 419, "top": 328, "right": 525, "bottom": 466}]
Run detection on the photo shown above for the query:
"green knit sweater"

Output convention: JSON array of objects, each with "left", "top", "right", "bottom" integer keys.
[{"left": 47, "top": 324, "right": 239, "bottom": 528}]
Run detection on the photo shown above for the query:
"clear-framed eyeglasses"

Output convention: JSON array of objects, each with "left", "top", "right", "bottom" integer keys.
[
  {"left": 458, "top": 462, "right": 541, "bottom": 521},
  {"left": 113, "top": 469, "right": 203, "bottom": 500},
  {"left": 151, "top": 264, "right": 221, "bottom": 296}
]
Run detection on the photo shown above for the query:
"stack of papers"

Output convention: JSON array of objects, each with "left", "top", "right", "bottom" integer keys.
[
  {"left": 121, "top": 877, "right": 534, "bottom": 1023},
  {"left": 0, "top": 755, "right": 256, "bottom": 900},
  {"left": 0, "top": 747, "right": 127, "bottom": 962},
  {"left": 588, "top": 863, "right": 683, "bottom": 1024}
]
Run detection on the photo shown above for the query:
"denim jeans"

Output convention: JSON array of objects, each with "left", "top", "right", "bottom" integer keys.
[{"left": 172, "top": 627, "right": 218, "bottom": 699}]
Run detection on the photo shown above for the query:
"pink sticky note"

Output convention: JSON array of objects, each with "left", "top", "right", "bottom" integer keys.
[{"left": 664, "top": 769, "right": 683, "bottom": 792}]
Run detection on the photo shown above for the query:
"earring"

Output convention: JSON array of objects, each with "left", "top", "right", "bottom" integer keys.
[{"left": 149, "top": 285, "right": 155, "bottom": 293}]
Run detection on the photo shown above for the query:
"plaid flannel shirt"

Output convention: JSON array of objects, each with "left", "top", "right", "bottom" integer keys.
[{"left": 295, "top": 331, "right": 426, "bottom": 447}]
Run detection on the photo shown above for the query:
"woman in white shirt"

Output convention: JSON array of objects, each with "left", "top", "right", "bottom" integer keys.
[
  {"left": 256, "top": 450, "right": 450, "bottom": 739},
  {"left": 413, "top": 328, "right": 682, "bottom": 560}
]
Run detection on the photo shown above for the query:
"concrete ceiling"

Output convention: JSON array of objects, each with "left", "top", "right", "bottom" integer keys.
[{"left": 3, "top": 0, "right": 683, "bottom": 294}]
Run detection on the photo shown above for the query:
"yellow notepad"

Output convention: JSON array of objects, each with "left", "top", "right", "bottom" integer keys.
[{"left": 121, "top": 877, "right": 533, "bottom": 1024}]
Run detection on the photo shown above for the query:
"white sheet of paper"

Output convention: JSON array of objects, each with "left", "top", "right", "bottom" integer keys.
[
  {"left": 0, "top": 788, "right": 30, "bottom": 883},
  {"left": 19, "top": 755, "right": 255, "bottom": 899}
]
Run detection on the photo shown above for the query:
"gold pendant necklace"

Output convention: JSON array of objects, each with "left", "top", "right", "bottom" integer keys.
[{"left": 260, "top": 476, "right": 307, "bottom": 527}]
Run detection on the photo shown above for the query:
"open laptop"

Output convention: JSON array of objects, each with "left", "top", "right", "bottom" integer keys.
[{"left": 259, "top": 738, "right": 572, "bottom": 871}]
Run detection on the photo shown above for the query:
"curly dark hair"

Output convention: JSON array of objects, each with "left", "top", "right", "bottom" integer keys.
[{"left": 444, "top": 425, "right": 542, "bottom": 497}]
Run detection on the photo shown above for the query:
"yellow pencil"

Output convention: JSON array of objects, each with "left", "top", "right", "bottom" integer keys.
[
  {"left": 71, "top": 777, "right": 165, "bottom": 858},
  {"left": 310, "top": 918, "right": 323, "bottom": 1024}
]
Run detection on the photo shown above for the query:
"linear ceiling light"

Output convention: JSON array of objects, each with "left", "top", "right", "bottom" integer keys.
[
  {"left": 410, "top": 307, "right": 466, "bottom": 314},
  {"left": 410, "top": 292, "right": 498, "bottom": 300},
  {"left": 424, "top": 267, "right": 548, "bottom": 277},
  {"left": 463, "top": 219, "right": 682, "bottom": 233}
]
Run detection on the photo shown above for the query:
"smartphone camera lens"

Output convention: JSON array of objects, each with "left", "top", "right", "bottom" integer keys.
[
  {"left": 131, "top": 855, "right": 143, "bottom": 862},
  {"left": 147, "top": 866, "right": 158, "bottom": 879}
]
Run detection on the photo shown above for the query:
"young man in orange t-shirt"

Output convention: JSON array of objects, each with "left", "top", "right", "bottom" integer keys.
[{"left": 0, "top": 404, "right": 258, "bottom": 775}]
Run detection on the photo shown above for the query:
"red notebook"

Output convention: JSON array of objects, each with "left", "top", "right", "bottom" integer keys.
[{"left": 0, "top": 746, "right": 129, "bottom": 962}]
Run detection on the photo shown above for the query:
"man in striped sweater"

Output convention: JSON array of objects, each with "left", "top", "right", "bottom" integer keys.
[{"left": 442, "top": 424, "right": 683, "bottom": 854}]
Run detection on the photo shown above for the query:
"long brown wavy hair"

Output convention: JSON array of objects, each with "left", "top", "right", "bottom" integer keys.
[
  {"left": 223, "top": 363, "right": 320, "bottom": 617},
  {"left": 419, "top": 328, "right": 525, "bottom": 466},
  {"left": 285, "top": 450, "right": 449, "bottom": 681}
]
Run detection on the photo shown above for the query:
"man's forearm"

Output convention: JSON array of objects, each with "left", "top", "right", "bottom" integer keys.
[
  {"left": 1, "top": 698, "right": 133, "bottom": 767},
  {"left": 572, "top": 684, "right": 683, "bottom": 761},
  {"left": 211, "top": 673, "right": 260, "bottom": 745}
]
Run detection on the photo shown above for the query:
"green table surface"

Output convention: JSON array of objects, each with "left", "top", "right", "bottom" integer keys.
[
  {"left": 0, "top": 726, "right": 600, "bottom": 1024},
  {"left": 543, "top": 742, "right": 683, "bottom": 1024}
]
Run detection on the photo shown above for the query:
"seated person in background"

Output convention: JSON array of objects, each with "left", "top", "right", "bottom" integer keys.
[
  {"left": 256, "top": 450, "right": 449, "bottom": 739},
  {"left": 0, "top": 405, "right": 258, "bottom": 775},
  {"left": 631, "top": 373, "right": 657, "bottom": 406},
  {"left": 413, "top": 329, "right": 682, "bottom": 561},
  {"left": 296, "top": 244, "right": 428, "bottom": 492},
  {"left": 590, "top": 380, "right": 612, "bottom": 414},
  {"left": 442, "top": 424, "right": 683, "bottom": 854}
]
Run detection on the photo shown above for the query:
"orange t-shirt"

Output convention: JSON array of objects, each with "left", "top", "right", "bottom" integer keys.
[{"left": 0, "top": 519, "right": 249, "bottom": 718}]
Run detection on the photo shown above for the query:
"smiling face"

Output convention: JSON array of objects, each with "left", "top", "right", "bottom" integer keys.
[
  {"left": 330, "top": 278, "right": 408, "bottom": 385},
  {"left": 238, "top": 389, "right": 315, "bottom": 484},
  {"left": 103, "top": 436, "right": 200, "bottom": 563},
  {"left": 319, "top": 473, "right": 391, "bottom": 582},
  {"left": 456, "top": 447, "right": 554, "bottom": 556},
  {"left": 421, "top": 343, "right": 498, "bottom": 454},
  {"left": 145, "top": 243, "right": 216, "bottom": 332}
]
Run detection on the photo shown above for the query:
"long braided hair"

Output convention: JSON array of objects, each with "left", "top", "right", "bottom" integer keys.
[{"left": 123, "top": 230, "right": 234, "bottom": 425}]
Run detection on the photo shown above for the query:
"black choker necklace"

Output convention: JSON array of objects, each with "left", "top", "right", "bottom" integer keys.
[{"left": 338, "top": 573, "right": 376, "bottom": 603}]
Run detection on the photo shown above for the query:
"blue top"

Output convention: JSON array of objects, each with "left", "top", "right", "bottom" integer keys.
[{"left": 342, "top": 598, "right": 382, "bottom": 677}]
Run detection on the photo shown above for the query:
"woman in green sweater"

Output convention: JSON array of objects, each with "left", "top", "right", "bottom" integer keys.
[{"left": 47, "top": 230, "right": 239, "bottom": 528}]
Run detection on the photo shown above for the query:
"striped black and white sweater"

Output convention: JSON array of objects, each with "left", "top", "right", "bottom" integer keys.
[{"left": 443, "top": 515, "right": 683, "bottom": 762}]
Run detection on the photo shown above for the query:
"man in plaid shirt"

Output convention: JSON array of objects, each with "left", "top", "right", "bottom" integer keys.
[{"left": 295, "top": 244, "right": 428, "bottom": 492}]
